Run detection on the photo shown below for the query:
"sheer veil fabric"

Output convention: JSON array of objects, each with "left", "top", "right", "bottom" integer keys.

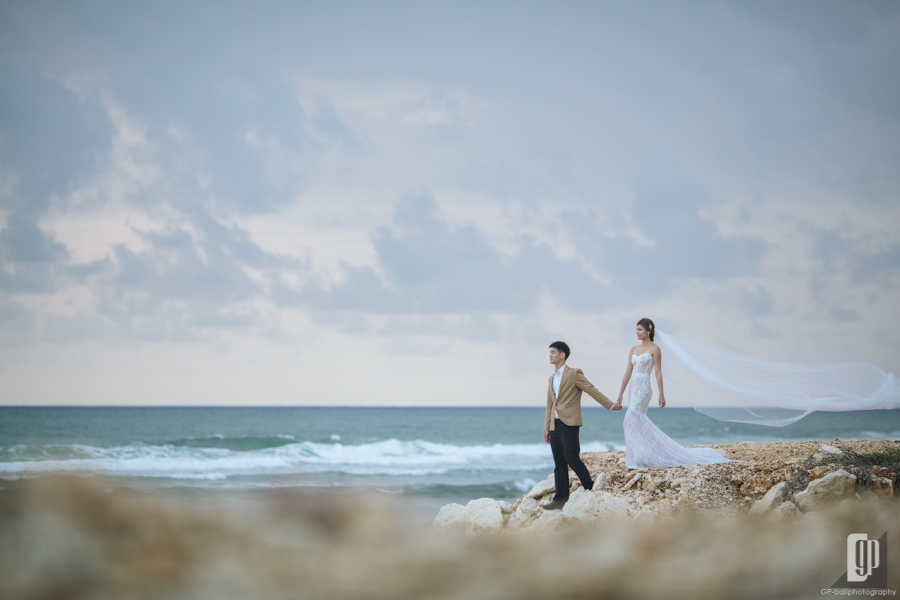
[{"left": 655, "top": 330, "right": 900, "bottom": 426}]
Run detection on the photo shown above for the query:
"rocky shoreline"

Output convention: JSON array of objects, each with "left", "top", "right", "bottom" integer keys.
[
  {"left": 2, "top": 442, "right": 899, "bottom": 599},
  {"left": 434, "top": 439, "right": 900, "bottom": 535}
]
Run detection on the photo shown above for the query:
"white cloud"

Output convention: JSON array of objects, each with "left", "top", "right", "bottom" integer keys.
[{"left": 1, "top": 1, "right": 898, "bottom": 405}]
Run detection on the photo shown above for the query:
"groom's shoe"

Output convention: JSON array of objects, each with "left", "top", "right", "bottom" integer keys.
[{"left": 543, "top": 497, "right": 567, "bottom": 511}]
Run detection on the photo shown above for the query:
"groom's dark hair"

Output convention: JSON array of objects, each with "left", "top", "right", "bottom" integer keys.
[{"left": 549, "top": 341, "right": 570, "bottom": 359}]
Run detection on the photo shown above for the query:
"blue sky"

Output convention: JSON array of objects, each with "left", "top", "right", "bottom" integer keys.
[{"left": 1, "top": 1, "right": 898, "bottom": 406}]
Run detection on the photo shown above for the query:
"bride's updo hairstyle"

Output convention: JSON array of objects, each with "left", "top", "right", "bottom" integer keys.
[{"left": 637, "top": 318, "right": 655, "bottom": 342}]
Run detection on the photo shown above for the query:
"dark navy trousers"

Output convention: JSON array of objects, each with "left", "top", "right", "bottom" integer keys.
[{"left": 549, "top": 418, "right": 594, "bottom": 500}]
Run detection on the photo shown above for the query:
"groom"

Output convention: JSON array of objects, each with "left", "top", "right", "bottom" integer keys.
[{"left": 543, "top": 341, "right": 619, "bottom": 510}]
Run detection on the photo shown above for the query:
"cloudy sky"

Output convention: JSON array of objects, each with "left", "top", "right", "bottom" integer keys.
[{"left": 1, "top": 1, "right": 898, "bottom": 407}]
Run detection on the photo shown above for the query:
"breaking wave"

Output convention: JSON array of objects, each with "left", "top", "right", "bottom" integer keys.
[{"left": 0, "top": 438, "right": 623, "bottom": 480}]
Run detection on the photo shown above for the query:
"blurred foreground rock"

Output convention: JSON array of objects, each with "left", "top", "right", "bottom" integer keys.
[
  {"left": 433, "top": 497, "right": 505, "bottom": 535},
  {"left": 1, "top": 474, "right": 899, "bottom": 600}
]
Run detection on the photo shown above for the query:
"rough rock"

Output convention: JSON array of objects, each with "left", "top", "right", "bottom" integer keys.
[
  {"left": 641, "top": 476, "right": 658, "bottom": 492},
  {"left": 631, "top": 506, "right": 657, "bottom": 521},
  {"left": 770, "top": 501, "right": 802, "bottom": 520},
  {"left": 872, "top": 477, "right": 894, "bottom": 499},
  {"left": 740, "top": 476, "right": 774, "bottom": 496},
  {"left": 812, "top": 445, "right": 843, "bottom": 463},
  {"left": 529, "top": 510, "right": 565, "bottom": 533},
  {"left": 673, "top": 496, "right": 698, "bottom": 515},
  {"left": 622, "top": 473, "right": 642, "bottom": 490},
  {"left": 794, "top": 469, "right": 857, "bottom": 512},
  {"left": 438, "top": 440, "right": 899, "bottom": 531},
  {"left": 538, "top": 495, "right": 556, "bottom": 507},
  {"left": 526, "top": 479, "right": 555, "bottom": 500},
  {"left": 11, "top": 476, "right": 900, "bottom": 600},
  {"left": 561, "top": 491, "right": 631, "bottom": 523},
  {"left": 873, "top": 466, "right": 894, "bottom": 479},
  {"left": 749, "top": 482, "right": 787, "bottom": 515},
  {"left": 810, "top": 467, "right": 828, "bottom": 479},
  {"left": 432, "top": 503, "right": 466, "bottom": 533},
  {"left": 433, "top": 498, "right": 504, "bottom": 535},
  {"left": 465, "top": 498, "right": 505, "bottom": 534},
  {"left": 498, "top": 501, "right": 514, "bottom": 515},
  {"left": 514, "top": 497, "right": 543, "bottom": 525}
]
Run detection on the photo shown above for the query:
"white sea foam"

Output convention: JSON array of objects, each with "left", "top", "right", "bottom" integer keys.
[
  {"left": 514, "top": 478, "right": 538, "bottom": 492},
  {"left": 0, "top": 439, "right": 623, "bottom": 480}
]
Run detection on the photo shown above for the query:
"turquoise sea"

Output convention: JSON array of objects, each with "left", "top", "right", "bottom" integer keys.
[{"left": 1, "top": 406, "right": 898, "bottom": 521}]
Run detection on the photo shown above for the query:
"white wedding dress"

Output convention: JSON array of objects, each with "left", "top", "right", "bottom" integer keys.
[{"left": 624, "top": 353, "right": 731, "bottom": 469}]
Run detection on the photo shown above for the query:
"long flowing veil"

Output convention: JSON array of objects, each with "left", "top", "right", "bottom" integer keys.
[{"left": 655, "top": 330, "right": 900, "bottom": 426}]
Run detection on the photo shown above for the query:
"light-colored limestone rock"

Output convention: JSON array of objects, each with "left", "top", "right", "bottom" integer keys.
[
  {"left": 432, "top": 498, "right": 504, "bottom": 535},
  {"left": 529, "top": 510, "right": 565, "bottom": 533},
  {"left": 514, "top": 497, "right": 542, "bottom": 526},
  {"left": 670, "top": 478, "right": 687, "bottom": 489},
  {"left": 655, "top": 499, "right": 675, "bottom": 519},
  {"left": 463, "top": 498, "right": 505, "bottom": 535},
  {"left": 794, "top": 469, "right": 857, "bottom": 512},
  {"left": 432, "top": 503, "right": 466, "bottom": 533},
  {"left": 749, "top": 482, "right": 787, "bottom": 515},
  {"left": 740, "top": 476, "right": 774, "bottom": 496},
  {"left": 538, "top": 494, "right": 556, "bottom": 507},
  {"left": 674, "top": 496, "right": 697, "bottom": 515},
  {"left": 561, "top": 491, "right": 631, "bottom": 524},
  {"left": 527, "top": 479, "right": 556, "bottom": 499},
  {"left": 623, "top": 473, "right": 642, "bottom": 490},
  {"left": 812, "top": 445, "right": 843, "bottom": 463},
  {"left": 498, "top": 501, "right": 514, "bottom": 515},
  {"left": 770, "top": 501, "right": 802, "bottom": 520},
  {"left": 872, "top": 477, "right": 894, "bottom": 499},
  {"left": 632, "top": 507, "right": 656, "bottom": 521},
  {"left": 810, "top": 467, "right": 827, "bottom": 479}
]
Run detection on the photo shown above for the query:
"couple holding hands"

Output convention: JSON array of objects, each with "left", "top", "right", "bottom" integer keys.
[{"left": 542, "top": 318, "right": 730, "bottom": 511}]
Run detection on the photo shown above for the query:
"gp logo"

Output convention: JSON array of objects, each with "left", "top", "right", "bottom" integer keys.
[{"left": 831, "top": 533, "right": 888, "bottom": 589}]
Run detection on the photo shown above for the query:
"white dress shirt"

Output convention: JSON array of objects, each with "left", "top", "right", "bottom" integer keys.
[{"left": 552, "top": 364, "right": 566, "bottom": 420}]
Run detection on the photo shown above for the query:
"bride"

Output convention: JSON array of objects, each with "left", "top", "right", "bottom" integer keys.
[{"left": 612, "top": 318, "right": 731, "bottom": 469}]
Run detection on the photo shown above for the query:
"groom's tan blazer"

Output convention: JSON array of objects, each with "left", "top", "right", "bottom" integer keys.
[{"left": 545, "top": 366, "right": 613, "bottom": 431}]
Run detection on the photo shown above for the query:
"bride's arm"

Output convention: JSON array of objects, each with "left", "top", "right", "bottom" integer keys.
[
  {"left": 613, "top": 351, "right": 634, "bottom": 410},
  {"left": 654, "top": 346, "right": 666, "bottom": 408}
]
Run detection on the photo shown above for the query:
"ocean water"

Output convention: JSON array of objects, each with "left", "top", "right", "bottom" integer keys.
[{"left": 2, "top": 406, "right": 898, "bottom": 521}]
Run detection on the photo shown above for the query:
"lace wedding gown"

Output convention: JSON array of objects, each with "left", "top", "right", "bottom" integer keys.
[{"left": 624, "top": 353, "right": 731, "bottom": 469}]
